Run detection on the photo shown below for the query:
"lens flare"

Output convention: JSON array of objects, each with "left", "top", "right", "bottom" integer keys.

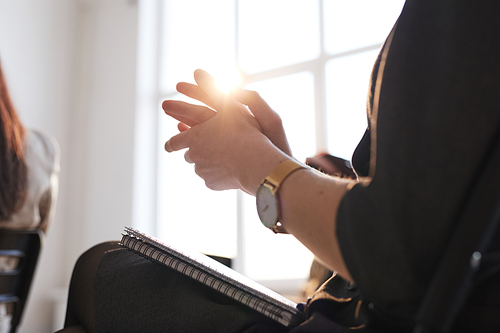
[{"left": 213, "top": 70, "right": 242, "bottom": 93}]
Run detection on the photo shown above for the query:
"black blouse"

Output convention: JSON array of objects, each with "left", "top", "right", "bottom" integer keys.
[{"left": 337, "top": 0, "right": 500, "bottom": 327}]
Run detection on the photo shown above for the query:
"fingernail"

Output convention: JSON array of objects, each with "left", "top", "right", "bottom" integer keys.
[{"left": 164, "top": 141, "right": 171, "bottom": 152}]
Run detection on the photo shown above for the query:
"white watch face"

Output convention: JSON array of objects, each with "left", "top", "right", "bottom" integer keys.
[{"left": 256, "top": 184, "right": 279, "bottom": 229}]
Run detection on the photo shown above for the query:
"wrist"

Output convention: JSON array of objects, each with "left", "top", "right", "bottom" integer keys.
[
  {"left": 238, "top": 137, "right": 291, "bottom": 195},
  {"left": 240, "top": 158, "right": 289, "bottom": 195},
  {"left": 256, "top": 159, "right": 307, "bottom": 230}
]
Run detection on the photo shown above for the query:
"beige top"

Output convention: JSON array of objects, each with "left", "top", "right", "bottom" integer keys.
[{"left": 0, "top": 129, "right": 60, "bottom": 233}]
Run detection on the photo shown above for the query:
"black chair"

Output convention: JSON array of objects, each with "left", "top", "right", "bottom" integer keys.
[{"left": 0, "top": 228, "right": 44, "bottom": 333}]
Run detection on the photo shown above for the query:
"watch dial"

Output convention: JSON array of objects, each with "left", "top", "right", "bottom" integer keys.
[{"left": 256, "top": 185, "right": 278, "bottom": 228}]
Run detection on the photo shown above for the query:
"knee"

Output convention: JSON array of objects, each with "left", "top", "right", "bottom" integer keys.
[
  {"left": 64, "top": 242, "right": 121, "bottom": 330},
  {"left": 70, "top": 241, "right": 121, "bottom": 285},
  {"left": 78, "top": 241, "right": 121, "bottom": 263}
]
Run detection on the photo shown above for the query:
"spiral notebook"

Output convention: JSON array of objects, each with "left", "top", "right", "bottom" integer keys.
[{"left": 119, "top": 227, "right": 305, "bottom": 327}]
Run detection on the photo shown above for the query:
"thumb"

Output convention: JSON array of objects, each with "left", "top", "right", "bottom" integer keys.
[
  {"left": 231, "top": 87, "right": 292, "bottom": 156},
  {"left": 231, "top": 87, "right": 274, "bottom": 120}
]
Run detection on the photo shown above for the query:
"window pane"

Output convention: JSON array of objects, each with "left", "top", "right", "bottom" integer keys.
[
  {"left": 160, "top": 0, "right": 236, "bottom": 94},
  {"left": 326, "top": 49, "right": 378, "bottom": 160},
  {"left": 242, "top": 192, "right": 314, "bottom": 281},
  {"left": 157, "top": 94, "right": 237, "bottom": 259},
  {"left": 323, "top": 0, "right": 405, "bottom": 54},
  {"left": 245, "top": 71, "right": 316, "bottom": 163},
  {"left": 242, "top": 72, "right": 315, "bottom": 281},
  {"left": 238, "top": 0, "right": 320, "bottom": 74}
]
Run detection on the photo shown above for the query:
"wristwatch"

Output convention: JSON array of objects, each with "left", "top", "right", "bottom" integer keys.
[{"left": 256, "top": 159, "right": 306, "bottom": 232}]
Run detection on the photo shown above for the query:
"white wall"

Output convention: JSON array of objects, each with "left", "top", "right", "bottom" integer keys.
[{"left": 0, "top": 0, "right": 140, "bottom": 331}]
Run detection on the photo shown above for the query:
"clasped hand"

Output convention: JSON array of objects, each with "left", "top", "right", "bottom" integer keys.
[{"left": 163, "top": 69, "right": 292, "bottom": 195}]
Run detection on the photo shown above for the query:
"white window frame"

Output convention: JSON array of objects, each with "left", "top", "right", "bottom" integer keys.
[{"left": 133, "top": 0, "right": 394, "bottom": 294}]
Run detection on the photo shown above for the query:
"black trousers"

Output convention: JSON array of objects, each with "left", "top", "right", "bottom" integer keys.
[{"left": 87, "top": 243, "right": 357, "bottom": 333}]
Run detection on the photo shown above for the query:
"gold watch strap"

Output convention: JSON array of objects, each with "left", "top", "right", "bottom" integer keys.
[{"left": 264, "top": 159, "right": 306, "bottom": 190}]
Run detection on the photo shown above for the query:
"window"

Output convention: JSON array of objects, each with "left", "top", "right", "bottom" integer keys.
[{"left": 154, "top": 0, "right": 405, "bottom": 292}]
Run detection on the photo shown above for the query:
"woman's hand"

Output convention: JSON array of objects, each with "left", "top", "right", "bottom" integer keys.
[
  {"left": 231, "top": 87, "right": 292, "bottom": 156},
  {"left": 163, "top": 69, "right": 288, "bottom": 194},
  {"left": 164, "top": 72, "right": 292, "bottom": 156}
]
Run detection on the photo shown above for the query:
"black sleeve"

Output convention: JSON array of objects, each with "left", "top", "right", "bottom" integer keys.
[{"left": 336, "top": 0, "right": 500, "bottom": 322}]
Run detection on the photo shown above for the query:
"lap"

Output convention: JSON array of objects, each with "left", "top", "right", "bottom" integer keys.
[{"left": 93, "top": 246, "right": 288, "bottom": 333}]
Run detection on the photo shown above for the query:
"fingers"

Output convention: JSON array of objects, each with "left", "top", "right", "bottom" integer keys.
[
  {"left": 176, "top": 82, "right": 216, "bottom": 109},
  {"left": 231, "top": 87, "right": 281, "bottom": 125},
  {"left": 184, "top": 150, "right": 193, "bottom": 164},
  {"left": 162, "top": 100, "right": 216, "bottom": 126},
  {"left": 231, "top": 87, "right": 280, "bottom": 127},
  {"left": 231, "top": 87, "right": 273, "bottom": 117},
  {"left": 231, "top": 87, "right": 292, "bottom": 156},
  {"left": 178, "top": 122, "right": 190, "bottom": 132},
  {"left": 194, "top": 69, "right": 226, "bottom": 108},
  {"left": 164, "top": 131, "right": 189, "bottom": 152},
  {"left": 168, "top": 113, "right": 197, "bottom": 128}
]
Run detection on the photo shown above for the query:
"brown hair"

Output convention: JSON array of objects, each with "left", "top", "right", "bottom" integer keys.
[{"left": 0, "top": 60, "right": 27, "bottom": 220}]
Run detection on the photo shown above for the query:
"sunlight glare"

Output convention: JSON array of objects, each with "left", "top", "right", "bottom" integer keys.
[{"left": 212, "top": 68, "right": 242, "bottom": 93}]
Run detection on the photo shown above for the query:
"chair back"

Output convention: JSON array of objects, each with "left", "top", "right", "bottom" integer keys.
[{"left": 0, "top": 228, "right": 43, "bottom": 333}]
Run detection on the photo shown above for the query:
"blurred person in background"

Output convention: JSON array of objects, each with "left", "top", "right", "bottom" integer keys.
[{"left": 0, "top": 58, "right": 59, "bottom": 332}]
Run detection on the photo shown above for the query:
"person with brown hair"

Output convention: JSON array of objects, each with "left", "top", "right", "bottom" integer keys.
[
  {"left": 0, "top": 59, "right": 60, "bottom": 331},
  {"left": 0, "top": 60, "right": 59, "bottom": 232},
  {"left": 0, "top": 60, "right": 28, "bottom": 222}
]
